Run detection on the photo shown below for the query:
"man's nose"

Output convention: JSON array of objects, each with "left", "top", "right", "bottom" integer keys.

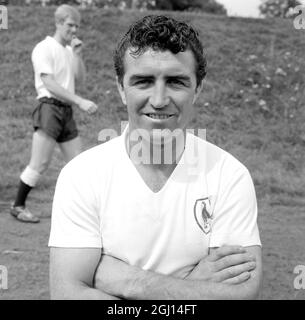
[{"left": 149, "top": 83, "right": 170, "bottom": 109}]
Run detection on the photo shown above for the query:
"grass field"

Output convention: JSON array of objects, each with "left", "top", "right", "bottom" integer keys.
[{"left": 0, "top": 6, "right": 305, "bottom": 300}]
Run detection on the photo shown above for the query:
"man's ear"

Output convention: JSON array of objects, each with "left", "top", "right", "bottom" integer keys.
[
  {"left": 193, "top": 80, "right": 204, "bottom": 104},
  {"left": 55, "top": 20, "right": 64, "bottom": 31},
  {"left": 116, "top": 76, "right": 127, "bottom": 105}
]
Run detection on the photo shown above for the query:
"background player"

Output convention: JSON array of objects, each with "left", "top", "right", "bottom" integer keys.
[{"left": 10, "top": 4, "right": 98, "bottom": 223}]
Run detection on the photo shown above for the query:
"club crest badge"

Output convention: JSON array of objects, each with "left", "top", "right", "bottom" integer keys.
[{"left": 194, "top": 197, "right": 213, "bottom": 234}]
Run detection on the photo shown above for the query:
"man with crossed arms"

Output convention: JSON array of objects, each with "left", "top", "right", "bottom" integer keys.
[{"left": 49, "top": 15, "right": 262, "bottom": 299}]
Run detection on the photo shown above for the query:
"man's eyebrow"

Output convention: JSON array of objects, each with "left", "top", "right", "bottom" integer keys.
[
  {"left": 68, "top": 22, "right": 79, "bottom": 27},
  {"left": 129, "top": 75, "right": 154, "bottom": 82},
  {"left": 129, "top": 74, "right": 191, "bottom": 80},
  {"left": 167, "top": 75, "right": 191, "bottom": 80}
]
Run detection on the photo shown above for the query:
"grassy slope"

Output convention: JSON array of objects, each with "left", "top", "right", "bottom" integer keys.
[{"left": 0, "top": 6, "right": 305, "bottom": 299}]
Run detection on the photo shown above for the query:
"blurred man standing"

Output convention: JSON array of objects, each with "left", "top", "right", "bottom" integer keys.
[{"left": 10, "top": 4, "right": 98, "bottom": 223}]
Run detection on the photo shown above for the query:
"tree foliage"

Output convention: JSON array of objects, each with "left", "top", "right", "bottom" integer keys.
[
  {"left": 150, "top": 0, "right": 227, "bottom": 14},
  {"left": 259, "top": 0, "right": 302, "bottom": 18},
  {"left": 6, "top": 0, "right": 227, "bottom": 15}
]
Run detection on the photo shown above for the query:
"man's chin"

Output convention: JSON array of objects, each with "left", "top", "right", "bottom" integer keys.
[
  {"left": 150, "top": 129, "right": 185, "bottom": 146},
  {"left": 128, "top": 126, "right": 185, "bottom": 144},
  {"left": 66, "top": 36, "right": 73, "bottom": 44}
]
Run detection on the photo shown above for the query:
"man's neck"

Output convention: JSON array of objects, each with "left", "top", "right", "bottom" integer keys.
[
  {"left": 52, "top": 32, "right": 67, "bottom": 47},
  {"left": 126, "top": 130, "right": 186, "bottom": 173}
]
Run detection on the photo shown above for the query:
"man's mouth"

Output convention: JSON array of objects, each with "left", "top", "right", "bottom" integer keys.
[{"left": 145, "top": 114, "right": 174, "bottom": 120}]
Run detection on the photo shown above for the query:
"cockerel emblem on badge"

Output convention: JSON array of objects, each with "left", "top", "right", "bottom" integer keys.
[{"left": 194, "top": 197, "right": 213, "bottom": 234}]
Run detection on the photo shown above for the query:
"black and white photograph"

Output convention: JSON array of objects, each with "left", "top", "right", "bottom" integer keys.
[{"left": 0, "top": 0, "right": 304, "bottom": 302}]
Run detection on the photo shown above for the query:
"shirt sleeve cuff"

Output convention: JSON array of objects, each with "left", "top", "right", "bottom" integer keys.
[
  {"left": 48, "top": 236, "right": 102, "bottom": 248},
  {"left": 209, "top": 233, "right": 262, "bottom": 248}
]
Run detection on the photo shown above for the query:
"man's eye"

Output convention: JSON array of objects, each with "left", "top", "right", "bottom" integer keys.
[
  {"left": 168, "top": 79, "right": 185, "bottom": 86},
  {"left": 134, "top": 79, "right": 152, "bottom": 86}
]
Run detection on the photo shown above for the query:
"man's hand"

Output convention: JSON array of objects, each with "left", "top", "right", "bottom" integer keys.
[
  {"left": 186, "top": 245, "right": 256, "bottom": 285},
  {"left": 71, "top": 36, "right": 83, "bottom": 56},
  {"left": 78, "top": 98, "right": 98, "bottom": 115}
]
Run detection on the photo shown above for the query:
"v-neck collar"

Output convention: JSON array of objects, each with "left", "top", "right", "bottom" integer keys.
[
  {"left": 120, "top": 124, "right": 188, "bottom": 195},
  {"left": 47, "top": 36, "right": 69, "bottom": 50}
]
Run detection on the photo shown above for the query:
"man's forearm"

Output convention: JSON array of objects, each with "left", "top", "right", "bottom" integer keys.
[
  {"left": 95, "top": 258, "right": 260, "bottom": 300},
  {"left": 73, "top": 55, "right": 86, "bottom": 84},
  {"left": 118, "top": 268, "right": 258, "bottom": 300},
  {"left": 42, "top": 76, "right": 82, "bottom": 106},
  {"left": 95, "top": 246, "right": 261, "bottom": 300},
  {"left": 51, "top": 282, "right": 120, "bottom": 300}
]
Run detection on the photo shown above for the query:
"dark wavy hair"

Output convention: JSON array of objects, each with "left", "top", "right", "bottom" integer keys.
[{"left": 114, "top": 15, "right": 207, "bottom": 88}]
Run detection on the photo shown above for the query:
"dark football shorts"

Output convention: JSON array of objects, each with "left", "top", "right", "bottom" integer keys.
[{"left": 32, "top": 97, "right": 78, "bottom": 143}]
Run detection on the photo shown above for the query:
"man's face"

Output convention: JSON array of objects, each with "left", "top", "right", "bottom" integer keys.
[
  {"left": 118, "top": 48, "right": 203, "bottom": 143},
  {"left": 56, "top": 15, "right": 80, "bottom": 45}
]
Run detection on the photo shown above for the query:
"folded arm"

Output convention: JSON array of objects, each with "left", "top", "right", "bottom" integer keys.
[
  {"left": 49, "top": 247, "right": 120, "bottom": 300},
  {"left": 94, "top": 245, "right": 262, "bottom": 300}
]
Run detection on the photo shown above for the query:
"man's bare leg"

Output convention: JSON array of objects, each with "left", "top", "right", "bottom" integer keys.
[
  {"left": 11, "top": 130, "right": 56, "bottom": 222},
  {"left": 28, "top": 129, "right": 57, "bottom": 174},
  {"left": 59, "top": 136, "right": 82, "bottom": 163}
]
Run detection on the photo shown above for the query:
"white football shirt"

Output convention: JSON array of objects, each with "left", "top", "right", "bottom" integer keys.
[
  {"left": 31, "top": 36, "right": 75, "bottom": 99},
  {"left": 49, "top": 129, "right": 261, "bottom": 278}
]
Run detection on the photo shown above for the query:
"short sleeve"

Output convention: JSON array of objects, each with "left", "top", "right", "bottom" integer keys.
[
  {"left": 209, "top": 165, "right": 261, "bottom": 248},
  {"left": 31, "top": 43, "right": 54, "bottom": 76},
  {"left": 48, "top": 165, "right": 102, "bottom": 248}
]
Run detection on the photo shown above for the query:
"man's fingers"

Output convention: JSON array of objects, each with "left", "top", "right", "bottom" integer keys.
[
  {"left": 87, "top": 103, "right": 98, "bottom": 114},
  {"left": 71, "top": 37, "right": 82, "bottom": 48},
  {"left": 215, "top": 252, "right": 256, "bottom": 271},
  {"left": 217, "top": 261, "right": 256, "bottom": 282},
  {"left": 79, "top": 99, "right": 98, "bottom": 114},
  {"left": 209, "top": 245, "right": 246, "bottom": 262},
  {"left": 222, "top": 271, "right": 251, "bottom": 285}
]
